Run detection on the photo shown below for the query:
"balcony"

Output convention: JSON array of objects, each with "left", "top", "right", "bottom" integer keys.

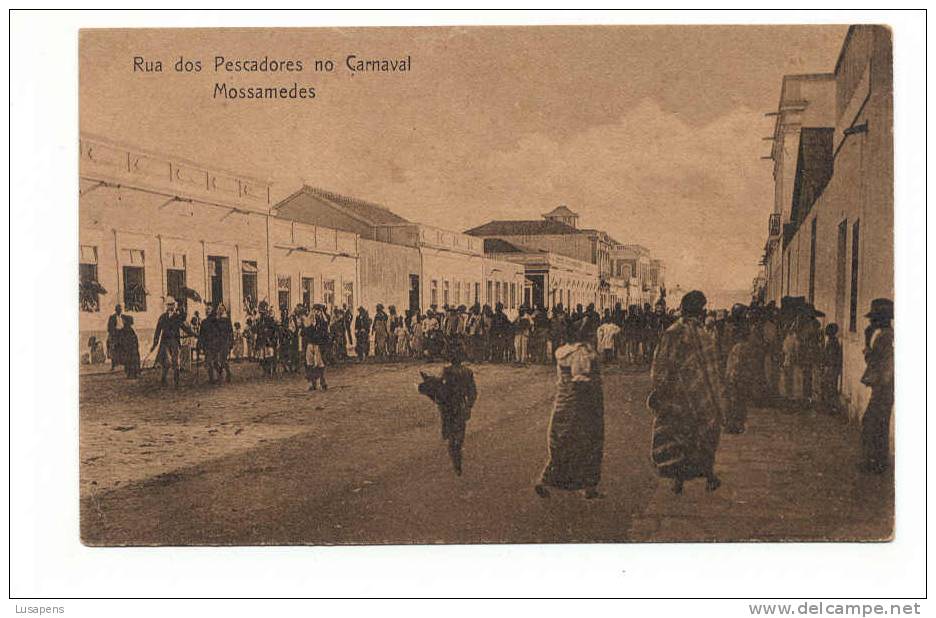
[{"left": 768, "top": 213, "right": 781, "bottom": 238}]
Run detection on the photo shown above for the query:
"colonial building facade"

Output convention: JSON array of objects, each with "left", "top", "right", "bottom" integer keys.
[
  {"left": 273, "top": 186, "right": 524, "bottom": 314},
  {"left": 80, "top": 137, "right": 666, "bottom": 356},
  {"left": 482, "top": 239, "right": 599, "bottom": 311},
  {"left": 610, "top": 244, "right": 665, "bottom": 307},
  {"left": 757, "top": 25, "right": 893, "bottom": 419},
  {"left": 79, "top": 135, "right": 359, "bottom": 351},
  {"left": 465, "top": 206, "right": 657, "bottom": 311}
]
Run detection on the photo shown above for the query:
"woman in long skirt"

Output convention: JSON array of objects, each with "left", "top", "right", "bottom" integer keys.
[
  {"left": 535, "top": 317, "right": 605, "bottom": 500},
  {"left": 118, "top": 314, "right": 141, "bottom": 378}
]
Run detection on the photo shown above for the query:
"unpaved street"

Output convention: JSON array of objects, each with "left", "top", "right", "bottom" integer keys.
[{"left": 80, "top": 361, "right": 892, "bottom": 545}]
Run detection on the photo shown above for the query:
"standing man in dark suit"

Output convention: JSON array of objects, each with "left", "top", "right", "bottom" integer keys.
[
  {"left": 106, "top": 304, "right": 123, "bottom": 370},
  {"left": 199, "top": 304, "right": 234, "bottom": 384},
  {"left": 151, "top": 297, "right": 195, "bottom": 387},
  {"left": 860, "top": 298, "right": 894, "bottom": 474}
]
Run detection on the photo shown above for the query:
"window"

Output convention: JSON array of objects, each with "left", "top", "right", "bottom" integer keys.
[
  {"left": 474, "top": 282, "right": 480, "bottom": 305},
  {"left": 277, "top": 275, "right": 291, "bottom": 313},
  {"left": 166, "top": 269, "right": 187, "bottom": 314},
  {"left": 443, "top": 280, "right": 450, "bottom": 306},
  {"left": 120, "top": 248, "right": 146, "bottom": 311},
  {"left": 122, "top": 266, "right": 146, "bottom": 312},
  {"left": 835, "top": 220, "right": 848, "bottom": 326},
  {"left": 495, "top": 281, "right": 501, "bottom": 304},
  {"left": 166, "top": 253, "right": 187, "bottom": 313},
  {"left": 849, "top": 220, "right": 860, "bottom": 332},
  {"left": 455, "top": 281, "right": 461, "bottom": 305},
  {"left": 510, "top": 282, "right": 516, "bottom": 308},
  {"left": 430, "top": 280, "right": 439, "bottom": 307},
  {"left": 486, "top": 280, "right": 492, "bottom": 305},
  {"left": 301, "top": 277, "right": 315, "bottom": 308},
  {"left": 80, "top": 244, "right": 98, "bottom": 264},
  {"left": 122, "top": 248, "right": 144, "bottom": 265},
  {"left": 343, "top": 281, "right": 354, "bottom": 308},
  {"left": 323, "top": 279, "right": 336, "bottom": 307},
  {"left": 242, "top": 261, "right": 258, "bottom": 313},
  {"left": 79, "top": 245, "right": 100, "bottom": 312}
]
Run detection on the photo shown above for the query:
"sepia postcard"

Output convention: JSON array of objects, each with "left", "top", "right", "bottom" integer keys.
[{"left": 77, "top": 24, "right": 895, "bottom": 547}]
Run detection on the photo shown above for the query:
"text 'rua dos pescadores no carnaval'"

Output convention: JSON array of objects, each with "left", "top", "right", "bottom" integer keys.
[{"left": 131, "top": 54, "right": 414, "bottom": 101}]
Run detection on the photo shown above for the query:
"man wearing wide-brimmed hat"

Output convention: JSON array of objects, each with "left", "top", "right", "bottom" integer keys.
[
  {"left": 797, "top": 304, "right": 825, "bottom": 405},
  {"left": 150, "top": 297, "right": 195, "bottom": 387},
  {"left": 859, "top": 298, "right": 894, "bottom": 474}
]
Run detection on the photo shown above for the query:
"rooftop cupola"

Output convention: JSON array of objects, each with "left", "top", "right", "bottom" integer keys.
[{"left": 541, "top": 205, "right": 579, "bottom": 228}]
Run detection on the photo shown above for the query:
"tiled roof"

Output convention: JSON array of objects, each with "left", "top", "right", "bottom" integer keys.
[
  {"left": 278, "top": 185, "right": 410, "bottom": 226},
  {"left": 542, "top": 205, "right": 578, "bottom": 218},
  {"left": 465, "top": 219, "right": 581, "bottom": 236},
  {"left": 483, "top": 238, "right": 542, "bottom": 253}
]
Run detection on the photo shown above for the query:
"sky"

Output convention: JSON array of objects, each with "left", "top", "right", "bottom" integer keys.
[{"left": 80, "top": 25, "right": 849, "bottom": 293}]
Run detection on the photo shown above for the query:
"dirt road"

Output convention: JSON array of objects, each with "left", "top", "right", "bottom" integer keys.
[{"left": 80, "top": 361, "right": 891, "bottom": 545}]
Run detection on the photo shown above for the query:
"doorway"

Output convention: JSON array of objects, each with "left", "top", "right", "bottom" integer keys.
[
  {"left": 409, "top": 274, "right": 420, "bottom": 313},
  {"left": 527, "top": 274, "right": 545, "bottom": 309},
  {"left": 301, "top": 277, "right": 315, "bottom": 308},
  {"left": 207, "top": 256, "right": 229, "bottom": 309},
  {"left": 167, "top": 268, "right": 187, "bottom": 314}
]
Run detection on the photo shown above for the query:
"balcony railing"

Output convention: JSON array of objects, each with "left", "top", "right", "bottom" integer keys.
[{"left": 768, "top": 213, "right": 781, "bottom": 237}]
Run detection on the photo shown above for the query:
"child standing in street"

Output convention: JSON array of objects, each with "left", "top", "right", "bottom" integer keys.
[{"left": 418, "top": 344, "right": 477, "bottom": 476}]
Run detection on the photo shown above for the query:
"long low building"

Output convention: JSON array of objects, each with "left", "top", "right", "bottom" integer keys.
[
  {"left": 79, "top": 135, "right": 360, "bottom": 351},
  {"left": 274, "top": 185, "right": 525, "bottom": 314},
  {"left": 79, "top": 137, "right": 529, "bottom": 357}
]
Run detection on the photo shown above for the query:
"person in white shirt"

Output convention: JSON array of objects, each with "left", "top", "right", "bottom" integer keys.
[
  {"left": 596, "top": 317, "right": 622, "bottom": 363},
  {"left": 535, "top": 316, "right": 605, "bottom": 500}
]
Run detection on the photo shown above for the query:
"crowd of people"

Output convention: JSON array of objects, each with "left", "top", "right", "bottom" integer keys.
[
  {"left": 89, "top": 293, "right": 846, "bottom": 409},
  {"left": 95, "top": 287, "right": 893, "bottom": 489},
  {"left": 230, "top": 300, "right": 672, "bottom": 369},
  {"left": 534, "top": 290, "right": 894, "bottom": 501},
  {"left": 112, "top": 299, "right": 685, "bottom": 384}
]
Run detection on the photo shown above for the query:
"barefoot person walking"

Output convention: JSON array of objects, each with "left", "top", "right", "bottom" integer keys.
[
  {"left": 647, "top": 290, "right": 725, "bottom": 495},
  {"left": 535, "top": 316, "right": 605, "bottom": 500},
  {"left": 417, "top": 343, "right": 477, "bottom": 476}
]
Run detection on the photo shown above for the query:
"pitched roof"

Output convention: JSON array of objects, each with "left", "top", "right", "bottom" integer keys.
[
  {"left": 483, "top": 238, "right": 543, "bottom": 254},
  {"left": 464, "top": 219, "right": 581, "bottom": 236},
  {"left": 276, "top": 185, "right": 410, "bottom": 226},
  {"left": 542, "top": 205, "right": 578, "bottom": 218}
]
